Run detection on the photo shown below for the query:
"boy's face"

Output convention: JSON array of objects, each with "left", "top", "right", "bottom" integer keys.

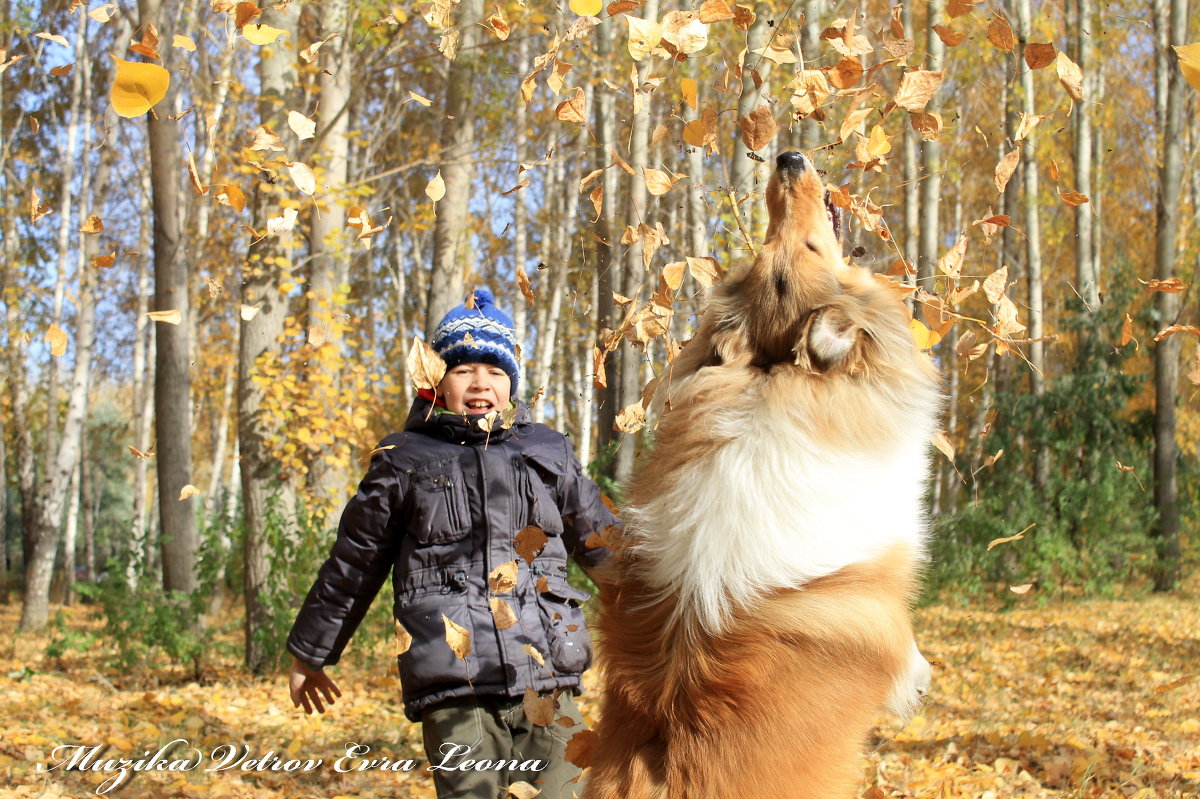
[{"left": 437, "top": 362, "right": 512, "bottom": 415}]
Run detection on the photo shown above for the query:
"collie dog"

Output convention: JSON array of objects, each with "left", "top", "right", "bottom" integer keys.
[{"left": 584, "top": 152, "right": 942, "bottom": 799}]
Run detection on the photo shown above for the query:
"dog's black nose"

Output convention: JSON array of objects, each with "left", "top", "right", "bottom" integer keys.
[{"left": 776, "top": 151, "right": 812, "bottom": 173}]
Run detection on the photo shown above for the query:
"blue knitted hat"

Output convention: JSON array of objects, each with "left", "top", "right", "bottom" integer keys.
[{"left": 431, "top": 288, "right": 520, "bottom": 394}]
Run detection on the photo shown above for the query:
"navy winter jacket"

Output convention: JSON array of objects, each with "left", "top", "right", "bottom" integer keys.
[{"left": 286, "top": 395, "right": 619, "bottom": 720}]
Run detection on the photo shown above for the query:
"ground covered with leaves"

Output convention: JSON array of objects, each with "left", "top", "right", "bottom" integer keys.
[{"left": 1, "top": 585, "right": 1198, "bottom": 799}]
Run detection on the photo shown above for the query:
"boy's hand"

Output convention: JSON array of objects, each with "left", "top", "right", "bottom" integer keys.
[{"left": 289, "top": 656, "right": 342, "bottom": 714}]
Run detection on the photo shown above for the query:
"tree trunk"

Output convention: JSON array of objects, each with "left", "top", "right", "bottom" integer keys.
[
  {"left": 138, "top": 0, "right": 198, "bottom": 595},
  {"left": 425, "top": 0, "right": 485, "bottom": 336},
  {"left": 306, "top": 0, "right": 354, "bottom": 504},
  {"left": 730, "top": 10, "right": 773, "bottom": 233},
  {"left": 1149, "top": 0, "right": 1189, "bottom": 591},
  {"left": 593, "top": 17, "right": 620, "bottom": 480},
  {"left": 241, "top": 1, "right": 301, "bottom": 672},
  {"left": 1071, "top": 0, "right": 1098, "bottom": 310},
  {"left": 918, "top": 0, "right": 945, "bottom": 288}
]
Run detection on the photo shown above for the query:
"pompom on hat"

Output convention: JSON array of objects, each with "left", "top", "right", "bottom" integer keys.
[{"left": 431, "top": 288, "right": 521, "bottom": 394}]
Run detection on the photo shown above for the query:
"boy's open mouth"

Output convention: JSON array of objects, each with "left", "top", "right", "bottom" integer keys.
[{"left": 465, "top": 400, "right": 495, "bottom": 413}]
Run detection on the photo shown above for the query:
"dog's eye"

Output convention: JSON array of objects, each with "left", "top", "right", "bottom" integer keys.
[{"left": 805, "top": 239, "right": 820, "bottom": 254}]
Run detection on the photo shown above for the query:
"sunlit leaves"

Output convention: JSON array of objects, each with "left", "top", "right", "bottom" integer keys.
[
  {"left": 626, "top": 16, "right": 663, "bottom": 61},
  {"left": 1176, "top": 43, "right": 1200, "bottom": 90},
  {"left": 661, "top": 10, "right": 708, "bottom": 55},
  {"left": 894, "top": 70, "right": 943, "bottom": 111},
  {"left": 287, "top": 111, "right": 315, "bottom": 140},
  {"left": 287, "top": 162, "right": 316, "bottom": 196},
  {"left": 45, "top": 325, "right": 68, "bottom": 357},
  {"left": 425, "top": 171, "right": 446, "bottom": 202},
  {"left": 109, "top": 56, "right": 170, "bottom": 118},
  {"left": 407, "top": 339, "right": 446, "bottom": 390},
  {"left": 30, "top": 188, "right": 52, "bottom": 223},
  {"left": 1056, "top": 51, "right": 1084, "bottom": 100},
  {"left": 569, "top": 0, "right": 602, "bottom": 17},
  {"left": 243, "top": 24, "right": 286, "bottom": 46}
]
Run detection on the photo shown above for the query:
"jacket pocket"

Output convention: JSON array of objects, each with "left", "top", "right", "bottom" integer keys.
[
  {"left": 535, "top": 577, "right": 592, "bottom": 674},
  {"left": 521, "top": 453, "right": 565, "bottom": 536},
  {"left": 408, "top": 457, "right": 472, "bottom": 545},
  {"left": 395, "top": 595, "right": 476, "bottom": 690}
]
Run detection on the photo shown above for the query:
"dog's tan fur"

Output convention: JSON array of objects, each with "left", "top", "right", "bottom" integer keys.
[{"left": 583, "top": 155, "right": 941, "bottom": 799}]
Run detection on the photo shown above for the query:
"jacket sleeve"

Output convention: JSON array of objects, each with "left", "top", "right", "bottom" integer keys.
[
  {"left": 286, "top": 443, "right": 406, "bottom": 670},
  {"left": 557, "top": 439, "right": 621, "bottom": 574}
]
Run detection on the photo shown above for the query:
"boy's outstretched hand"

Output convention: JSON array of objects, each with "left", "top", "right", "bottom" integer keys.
[{"left": 289, "top": 656, "right": 342, "bottom": 714}]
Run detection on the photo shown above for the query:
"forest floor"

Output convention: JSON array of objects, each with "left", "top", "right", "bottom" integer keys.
[{"left": 1, "top": 580, "right": 1198, "bottom": 799}]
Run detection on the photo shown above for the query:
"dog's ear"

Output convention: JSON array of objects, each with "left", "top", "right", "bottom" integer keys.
[{"left": 796, "top": 305, "right": 874, "bottom": 375}]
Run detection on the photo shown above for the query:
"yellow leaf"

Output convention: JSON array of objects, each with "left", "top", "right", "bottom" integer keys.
[
  {"left": 521, "top": 644, "right": 545, "bottom": 666},
  {"left": 92, "top": 252, "right": 116, "bottom": 268},
  {"left": 407, "top": 338, "right": 446, "bottom": 390},
  {"left": 408, "top": 90, "right": 433, "bottom": 106},
  {"left": 932, "top": 430, "right": 955, "bottom": 461},
  {"left": 643, "top": 167, "right": 680, "bottom": 196},
  {"left": 686, "top": 256, "right": 722, "bottom": 288},
  {"left": 426, "top": 171, "right": 446, "bottom": 202},
  {"left": 555, "top": 86, "right": 586, "bottom": 124},
  {"left": 442, "top": 615, "right": 471, "bottom": 659},
  {"left": 910, "top": 319, "right": 941, "bottom": 350},
  {"left": 1176, "top": 43, "right": 1200, "bottom": 90},
  {"left": 45, "top": 324, "right": 68, "bottom": 357},
  {"left": 894, "top": 70, "right": 943, "bottom": 112},
  {"left": 172, "top": 34, "right": 197, "bottom": 51},
  {"left": 489, "top": 599, "right": 519, "bottom": 630},
  {"left": 217, "top": 183, "right": 246, "bottom": 212},
  {"left": 110, "top": 56, "right": 170, "bottom": 118},
  {"left": 88, "top": 3, "right": 116, "bottom": 22},
  {"left": 147, "top": 309, "right": 183, "bottom": 325},
  {"left": 394, "top": 619, "right": 412, "bottom": 656},
  {"left": 626, "top": 16, "right": 663, "bottom": 61},
  {"left": 489, "top": 560, "right": 519, "bottom": 593},
  {"left": 179, "top": 484, "right": 199, "bottom": 501},
  {"left": 287, "top": 110, "right": 315, "bottom": 140},
  {"left": 662, "top": 261, "right": 685, "bottom": 290},
  {"left": 569, "top": 0, "right": 602, "bottom": 16},
  {"left": 1056, "top": 51, "right": 1083, "bottom": 100},
  {"left": 866, "top": 124, "right": 891, "bottom": 156},
  {"left": 80, "top": 215, "right": 103, "bottom": 233},
  {"left": 993, "top": 149, "right": 1020, "bottom": 194},
  {"left": 680, "top": 77, "right": 697, "bottom": 109},
  {"left": 243, "top": 24, "right": 286, "bottom": 45}
]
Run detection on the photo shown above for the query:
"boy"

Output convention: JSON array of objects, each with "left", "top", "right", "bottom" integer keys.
[{"left": 287, "top": 288, "right": 618, "bottom": 799}]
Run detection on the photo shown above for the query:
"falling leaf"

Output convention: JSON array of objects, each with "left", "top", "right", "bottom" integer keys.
[
  {"left": 502, "top": 179, "right": 531, "bottom": 196},
  {"left": 45, "top": 325, "right": 68, "bottom": 357},
  {"left": 216, "top": 184, "right": 246, "bottom": 212},
  {"left": 1176, "top": 43, "right": 1200, "bottom": 90},
  {"left": 987, "top": 16, "right": 1015, "bottom": 51},
  {"left": 564, "top": 729, "right": 598, "bottom": 768},
  {"left": 1119, "top": 313, "right": 1136, "bottom": 348},
  {"left": 643, "top": 167, "right": 682, "bottom": 196},
  {"left": 49, "top": 63, "right": 74, "bottom": 76},
  {"left": 866, "top": 124, "right": 892, "bottom": 156},
  {"left": 1187, "top": 345, "right": 1200, "bottom": 386},
  {"left": 80, "top": 215, "right": 103, "bottom": 233},
  {"left": 88, "top": 3, "right": 116, "bottom": 22},
  {"left": 947, "top": 0, "right": 974, "bottom": 17},
  {"left": 266, "top": 207, "right": 298, "bottom": 235},
  {"left": 569, "top": 0, "right": 601, "bottom": 15},
  {"left": 488, "top": 560, "right": 518, "bottom": 594},
  {"left": 988, "top": 524, "right": 1034, "bottom": 551},
  {"left": 187, "top": 152, "right": 206, "bottom": 195},
  {"left": 909, "top": 111, "right": 943, "bottom": 141},
  {"left": 148, "top": 309, "right": 183, "bottom": 325},
  {"left": 1057, "top": 189, "right": 1089, "bottom": 206},
  {"left": 287, "top": 111, "right": 315, "bottom": 140},
  {"left": 92, "top": 253, "right": 116, "bottom": 268},
  {"left": 426, "top": 171, "right": 446, "bottom": 202},
  {"left": 179, "top": 484, "right": 199, "bottom": 501},
  {"left": 506, "top": 782, "right": 541, "bottom": 799},
  {"left": 933, "top": 430, "right": 955, "bottom": 461},
  {"left": 307, "top": 324, "right": 328, "bottom": 348},
  {"left": 698, "top": 0, "right": 734, "bottom": 23},
  {"left": 172, "top": 34, "right": 197, "bottom": 51},
  {"left": 957, "top": 330, "right": 990, "bottom": 361},
  {"left": 1154, "top": 674, "right": 1196, "bottom": 694},
  {"left": 993, "top": 150, "right": 1020, "bottom": 194},
  {"left": 523, "top": 689, "right": 555, "bottom": 725},
  {"left": 486, "top": 7, "right": 510, "bottom": 40},
  {"left": 1141, "top": 277, "right": 1186, "bottom": 293},
  {"left": 243, "top": 23, "right": 286, "bottom": 45},
  {"left": 910, "top": 319, "right": 941, "bottom": 350},
  {"left": 661, "top": 10, "right": 708, "bottom": 54},
  {"left": 1056, "top": 51, "right": 1083, "bottom": 100},
  {"left": 687, "top": 256, "right": 722, "bottom": 287},
  {"left": 30, "top": 188, "right": 52, "bottom": 223},
  {"left": 407, "top": 338, "right": 447, "bottom": 389},
  {"left": 442, "top": 615, "right": 471, "bottom": 659},
  {"left": 1025, "top": 42, "right": 1057, "bottom": 70},
  {"left": 394, "top": 620, "right": 412, "bottom": 656},
  {"left": 738, "top": 105, "right": 775, "bottom": 151},
  {"left": 626, "top": 16, "right": 663, "bottom": 61},
  {"left": 515, "top": 526, "right": 548, "bottom": 564},
  {"left": 109, "top": 56, "right": 170, "bottom": 118},
  {"left": 984, "top": 267, "right": 1009, "bottom": 306},
  {"left": 555, "top": 87, "right": 586, "bottom": 124},
  {"left": 408, "top": 90, "right": 433, "bottom": 107},
  {"left": 614, "top": 402, "right": 646, "bottom": 433},
  {"left": 680, "top": 77, "right": 698, "bottom": 109},
  {"left": 1015, "top": 112, "right": 1049, "bottom": 141},
  {"left": 1010, "top": 584, "right": 1033, "bottom": 594},
  {"left": 894, "top": 70, "right": 943, "bottom": 111},
  {"left": 240, "top": 303, "right": 262, "bottom": 321},
  {"left": 128, "top": 444, "right": 154, "bottom": 459},
  {"left": 249, "top": 125, "right": 285, "bottom": 151},
  {"left": 937, "top": 237, "right": 968, "bottom": 279},
  {"left": 521, "top": 644, "right": 545, "bottom": 666},
  {"left": 932, "top": 25, "right": 964, "bottom": 46},
  {"left": 35, "top": 32, "right": 70, "bottom": 47},
  {"left": 516, "top": 267, "right": 535, "bottom": 306},
  {"left": 829, "top": 56, "right": 864, "bottom": 89},
  {"left": 489, "top": 599, "right": 519, "bottom": 630},
  {"left": 1153, "top": 324, "right": 1200, "bottom": 342},
  {"left": 287, "top": 161, "right": 316, "bottom": 196},
  {"left": 130, "top": 25, "right": 161, "bottom": 59}
]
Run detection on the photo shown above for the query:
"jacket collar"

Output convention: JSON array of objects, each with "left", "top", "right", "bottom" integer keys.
[{"left": 404, "top": 394, "right": 533, "bottom": 446}]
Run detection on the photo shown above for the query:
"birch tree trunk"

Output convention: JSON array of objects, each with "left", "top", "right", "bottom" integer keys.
[
  {"left": 918, "top": 0, "right": 945, "bottom": 289},
  {"left": 1149, "top": 0, "right": 1189, "bottom": 591},
  {"left": 512, "top": 36, "right": 531, "bottom": 393},
  {"left": 730, "top": 10, "right": 773, "bottom": 233},
  {"left": 593, "top": 18, "right": 620, "bottom": 478},
  {"left": 241, "top": 1, "right": 301, "bottom": 671},
  {"left": 425, "top": 0, "right": 485, "bottom": 336},
  {"left": 1071, "top": 0, "right": 1098, "bottom": 310}
]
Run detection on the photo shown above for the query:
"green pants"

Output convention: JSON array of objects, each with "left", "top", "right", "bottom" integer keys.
[{"left": 420, "top": 692, "right": 588, "bottom": 799}]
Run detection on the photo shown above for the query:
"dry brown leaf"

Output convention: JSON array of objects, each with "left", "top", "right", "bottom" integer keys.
[
  {"left": 829, "top": 56, "right": 864, "bottom": 89},
  {"left": 1025, "top": 42, "right": 1056, "bottom": 69},
  {"left": 443, "top": 615, "right": 471, "bottom": 659},
  {"left": 738, "top": 105, "right": 775, "bottom": 151},
  {"left": 987, "top": 16, "right": 1015, "bottom": 51},
  {"left": 1058, "top": 189, "right": 1089, "bottom": 206},
  {"left": 565, "top": 729, "right": 598, "bottom": 768},
  {"left": 407, "top": 338, "right": 447, "bottom": 390},
  {"left": 1056, "top": 51, "right": 1083, "bottom": 100},
  {"left": 506, "top": 782, "right": 542, "bottom": 799},
  {"left": 1120, "top": 313, "right": 1136, "bottom": 348},
  {"left": 147, "top": 309, "right": 183, "bottom": 325},
  {"left": 937, "top": 237, "right": 968, "bottom": 280},
  {"left": 933, "top": 430, "right": 955, "bottom": 461},
  {"left": 394, "top": 620, "right": 412, "bottom": 656},
  {"left": 516, "top": 267, "right": 535, "bottom": 306},
  {"left": 1141, "top": 278, "right": 1186, "bottom": 293},
  {"left": 523, "top": 689, "right": 556, "bottom": 726},
  {"left": 932, "top": 25, "right": 964, "bottom": 46},
  {"left": 426, "top": 171, "right": 446, "bottom": 202},
  {"left": 994, "top": 150, "right": 1020, "bottom": 194},
  {"left": 614, "top": 401, "right": 647, "bottom": 433},
  {"left": 644, "top": 167, "right": 682, "bottom": 196},
  {"left": 894, "top": 70, "right": 943, "bottom": 111},
  {"left": 947, "top": 0, "right": 974, "bottom": 17},
  {"left": 489, "top": 599, "right": 519, "bottom": 630},
  {"left": 1187, "top": 345, "right": 1200, "bottom": 386},
  {"left": 80, "top": 215, "right": 103, "bottom": 234},
  {"left": 555, "top": 87, "right": 586, "bottom": 123},
  {"left": 515, "top": 526, "right": 549, "bottom": 564},
  {"left": 92, "top": 253, "right": 116, "bottom": 268},
  {"left": 1014, "top": 112, "right": 1050, "bottom": 141},
  {"left": 910, "top": 111, "right": 943, "bottom": 141},
  {"left": 698, "top": 0, "right": 734, "bottom": 23},
  {"left": 489, "top": 560, "right": 519, "bottom": 593},
  {"left": 130, "top": 24, "right": 161, "bottom": 59},
  {"left": 956, "top": 330, "right": 990, "bottom": 361},
  {"left": 30, "top": 188, "right": 52, "bottom": 223},
  {"left": 1009, "top": 584, "right": 1033, "bottom": 594},
  {"left": 686, "top": 256, "right": 722, "bottom": 288},
  {"left": 1153, "top": 324, "right": 1200, "bottom": 342},
  {"left": 521, "top": 644, "right": 546, "bottom": 666}
]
